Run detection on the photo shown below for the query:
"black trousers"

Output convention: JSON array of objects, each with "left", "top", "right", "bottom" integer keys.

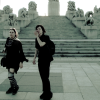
[{"left": 38, "top": 61, "right": 51, "bottom": 93}]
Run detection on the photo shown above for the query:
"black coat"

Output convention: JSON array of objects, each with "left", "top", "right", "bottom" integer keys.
[
  {"left": 5, "top": 37, "right": 28, "bottom": 73},
  {"left": 35, "top": 34, "right": 53, "bottom": 62}
]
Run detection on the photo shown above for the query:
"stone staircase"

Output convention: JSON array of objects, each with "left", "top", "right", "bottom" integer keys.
[
  {"left": 18, "top": 16, "right": 86, "bottom": 39},
  {"left": 0, "top": 16, "right": 100, "bottom": 57},
  {"left": 0, "top": 39, "right": 100, "bottom": 57}
]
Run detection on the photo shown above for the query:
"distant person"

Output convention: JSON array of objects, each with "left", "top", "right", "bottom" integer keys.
[
  {"left": 3, "top": 28, "right": 28, "bottom": 95},
  {"left": 33, "top": 25, "right": 53, "bottom": 100}
]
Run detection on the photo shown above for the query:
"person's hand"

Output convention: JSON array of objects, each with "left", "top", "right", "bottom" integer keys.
[
  {"left": 19, "top": 62, "right": 23, "bottom": 68},
  {"left": 33, "top": 59, "right": 36, "bottom": 65},
  {"left": 34, "top": 30, "right": 39, "bottom": 37}
]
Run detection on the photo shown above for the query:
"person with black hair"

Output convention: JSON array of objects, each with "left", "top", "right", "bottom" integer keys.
[
  {"left": 33, "top": 25, "right": 53, "bottom": 100},
  {"left": 3, "top": 28, "right": 28, "bottom": 95}
]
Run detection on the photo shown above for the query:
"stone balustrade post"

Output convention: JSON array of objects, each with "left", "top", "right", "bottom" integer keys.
[
  {"left": 3, "top": 26, "right": 20, "bottom": 38},
  {"left": 72, "top": 17, "right": 85, "bottom": 28},
  {"left": 81, "top": 26, "right": 98, "bottom": 39}
]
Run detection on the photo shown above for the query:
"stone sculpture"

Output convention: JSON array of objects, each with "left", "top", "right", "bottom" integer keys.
[
  {"left": 94, "top": 6, "right": 98, "bottom": 13},
  {"left": 94, "top": 6, "right": 100, "bottom": 13},
  {"left": 5, "top": 13, "right": 17, "bottom": 26},
  {"left": 28, "top": 1, "right": 37, "bottom": 11},
  {"left": 18, "top": 8, "right": 28, "bottom": 18},
  {"left": 73, "top": 8, "right": 84, "bottom": 17},
  {"left": 67, "top": 1, "right": 76, "bottom": 11},
  {"left": 84, "top": 11, "right": 94, "bottom": 26},
  {"left": 49, "top": 0, "right": 59, "bottom": 2},
  {"left": 3, "top": 5, "right": 13, "bottom": 14}
]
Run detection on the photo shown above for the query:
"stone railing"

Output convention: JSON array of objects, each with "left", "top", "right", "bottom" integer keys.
[
  {"left": 66, "top": 9, "right": 100, "bottom": 39},
  {"left": 3, "top": 26, "right": 20, "bottom": 38},
  {"left": 81, "top": 26, "right": 98, "bottom": 39},
  {"left": 72, "top": 17, "right": 85, "bottom": 28},
  {"left": 17, "top": 17, "right": 31, "bottom": 27}
]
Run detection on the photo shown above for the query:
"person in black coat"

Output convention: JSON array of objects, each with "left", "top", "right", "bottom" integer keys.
[
  {"left": 33, "top": 25, "right": 53, "bottom": 100},
  {"left": 3, "top": 28, "right": 28, "bottom": 95}
]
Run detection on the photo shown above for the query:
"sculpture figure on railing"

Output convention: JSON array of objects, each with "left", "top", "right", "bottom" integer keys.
[
  {"left": 28, "top": 1, "right": 38, "bottom": 20},
  {"left": 84, "top": 11, "right": 94, "bottom": 26},
  {"left": 3, "top": 5, "right": 13, "bottom": 14},
  {"left": 18, "top": 8, "right": 28, "bottom": 18},
  {"left": 94, "top": 6, "right": 98, "bottom": 13},
  {"left": 73, "top": 8, "right": 84, "bottom": 18},
  {"left": 67, "top": 1, "right": 76, "bottom": 11},
  {"left": 28, "top": 1, "right": 37, "bottom": 11},
  {"left": 5, "top": 13, "right": 17, "bottom": 26}
]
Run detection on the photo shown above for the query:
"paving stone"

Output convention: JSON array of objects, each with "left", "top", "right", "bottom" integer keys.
[
  {"left": 0, "top": 72, "right": 63, "bottom": 93},
  {"left": 0, "top": 92, "right": 27, "bottom": 100},
  {"left": 64, "top": 93, "right": 84, "bottom": 100},
  {"left": 80, "top": 87, "right": 100, "bottom": 100},
  {"left": 63, "top": 80, "right": 80, "bottom": 93},
  {"left": 61, "top": 69, "right": 73, "bottom": 73},
  {"left": 92, "top": 81, "right": 100, "bottom": 94},
  {"left": 83, "top": 67, "right": 97, "bottom": 75},
  {"left": 24, "top": 92, "right": 41, "bottom": 100},
  {"left": 62, "top": 73, "right": 76, "bottom": 81},
  {"left": 76, "top": 77, "right": 93, "bottom": 86},
  {"left": 73, "top": 69, "right": 87, "bottom": 77}
]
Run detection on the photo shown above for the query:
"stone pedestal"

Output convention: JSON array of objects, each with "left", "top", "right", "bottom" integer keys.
[
  {"left": 28, "top": 10, "right": 38, "bottom": 20},
  {"left": 1, "top": 14, "right": 9, "bottom": 22},
  {"left": 3, "top": 26, "right": 20, "bottom": 38},
  {"left": 72, "top": 17, "right": 85, "bottom": 28},
  {"left": 17, "top": 17, "right": 31, "bottom": 27},
  {"left": 81, "top": 26, "right": 98, "bottom": 39},
  {"left": 48, "top": 1, "right": 60, "bottom": 16},
  {"left": 93, "top": 13, "right": 100, "bottom": 19},
  {"left": 66, "top": 11, "right": 76, "bottom": 20}
]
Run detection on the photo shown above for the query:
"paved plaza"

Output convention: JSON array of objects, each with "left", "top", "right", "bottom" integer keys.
[{"left": 0, "top": 57, "right": 100, "bottom": 100}]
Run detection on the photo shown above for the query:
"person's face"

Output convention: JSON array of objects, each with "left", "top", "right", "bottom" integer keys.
[
  {"left": 36, "top": 26, "right": 43, "bottom": 37},
  {"left": 9, "top": 29, "right": 16, "bottom": 39}
]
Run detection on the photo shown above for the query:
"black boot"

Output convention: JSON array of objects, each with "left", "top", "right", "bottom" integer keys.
[
  {"left": 12, "top": 85, "right": 19, "bottom": 95},
  {"left": 6, "top": 82, "right": 13, "bottom": 94},
  {"left": 40, "top": 92, "right": 45, "bottom": 99},
  {"left": 43, "top": 92, "right": 53, "bottom": 100},
  {"left": 6, "top": 87, "right": 12, "bottom": 94}
]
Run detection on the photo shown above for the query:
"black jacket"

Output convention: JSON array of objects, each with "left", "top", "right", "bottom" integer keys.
[{"left": 35, "top": 34, "right": 53, "bottom": 62}]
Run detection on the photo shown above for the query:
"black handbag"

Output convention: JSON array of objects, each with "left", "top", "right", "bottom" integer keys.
[{"left": 1, "top": 54, "right": 7, "bottom": 67}]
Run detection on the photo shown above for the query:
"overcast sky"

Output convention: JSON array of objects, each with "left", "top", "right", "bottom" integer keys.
[{"left": 0, "top": 0, "right": 100, "bottom": 16}]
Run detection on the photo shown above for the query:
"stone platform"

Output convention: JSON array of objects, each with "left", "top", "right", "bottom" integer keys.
[{"left": 0, "top": 57, "right": 100, "bottom": 100}]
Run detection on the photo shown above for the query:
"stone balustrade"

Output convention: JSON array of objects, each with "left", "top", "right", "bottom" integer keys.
[
  {"left": 17, "top": 17, "right": 31, "bottom": 27},
  {"left": 66, "top": 11, "right": 76, "bottom": 20},
  {"left": 1, "top": 14, "right": 9, "bottom": 22},
  {"left": 3, "top": 26, "right": 20, "bottom": 38},
  {"left": 81, "top": 26, "right": 98, "bottom": 39},
  {"left": 72, "top": 17, "right": 85, "bottom": 28},
  {"left": 28, "top": 10, "right": 38, "bottom": 20}
]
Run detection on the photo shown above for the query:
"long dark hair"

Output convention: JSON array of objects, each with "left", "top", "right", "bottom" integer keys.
[{"left": 35, "top": 25, "right": 46, "bottom": 34}]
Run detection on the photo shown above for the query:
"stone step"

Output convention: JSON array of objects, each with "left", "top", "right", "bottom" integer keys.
[
  {"left": 0, "top": 53, "right": 100, "bottom": 57},
  {"left": 22, "top": 48, "right": 96, "bottom": 51},
  {"left": 1, "top": 44, "right": 100, "bottom": 48},
  {"left": 21, "top": 51, "right": 100, "bottom": 54},
  {"left": 18, "top": 16, "right": 86, "bottom": 39},
  {"left": 1, "top": 51, "right": 100, "bottom": 54},
  {"left": 1, "top": 40, "right": 100, "bottom": 45}
]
